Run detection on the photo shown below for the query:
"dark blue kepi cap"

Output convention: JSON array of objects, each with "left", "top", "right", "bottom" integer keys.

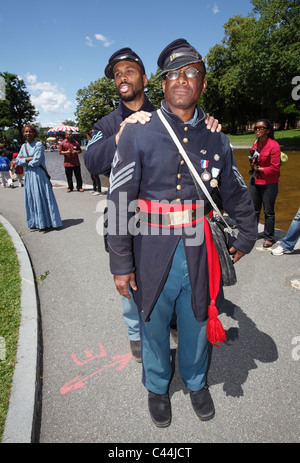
[
  {"left": 157, "top": 38, "right": 206, "bottom": 77},
  {"left": 105, "top": 47, "right": 146, "bottom": 79}
]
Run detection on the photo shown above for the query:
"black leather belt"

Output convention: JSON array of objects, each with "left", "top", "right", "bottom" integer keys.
[{"left": 138, "top": 204, "right": 212, "bottom": 226}]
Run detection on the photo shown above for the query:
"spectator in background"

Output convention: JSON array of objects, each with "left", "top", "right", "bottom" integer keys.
[
  {"left": 0, "top": 150, "right": 11, "bottom": 187},
  {"left": 59, "top": 130, "right": 83, "bottom": 192},
  {"left": 86, "top": 130, "right": 102, "bottom": 196},
  {"left": 0, "top": 143, "right": 12, "bottom": 161},
  {"left": 248, "top": 119, "right": 281, "bottom": 248},
  {"left": 16, "top": 125, "right": 62, "bottom": 231},
  {"left": 10, "top": 153, "right": 24, "bottom": 187},
  {"left": 272, "top": 207, "right": 300, "bottom": 255}
]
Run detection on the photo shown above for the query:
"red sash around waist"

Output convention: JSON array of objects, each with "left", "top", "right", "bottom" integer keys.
[{"left": 137, "top": 199, "right": 212, "bottom": 228}]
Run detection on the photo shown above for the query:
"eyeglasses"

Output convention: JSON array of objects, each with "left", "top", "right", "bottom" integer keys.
[
  {"left": 254, "top": 126, "right": 267, "bottom": 131},
  {"left": 166, "top": 67, "right": 203, "bottom": 80}
]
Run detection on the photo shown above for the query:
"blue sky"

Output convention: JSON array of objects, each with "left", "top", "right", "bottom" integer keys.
[{"left": 0, "top": 0, "right": 254, "bottom": 127}]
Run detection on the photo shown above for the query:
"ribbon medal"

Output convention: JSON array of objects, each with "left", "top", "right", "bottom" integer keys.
[
  {"left": 200, "top": 159, "right": 211, "bottom": 181},
  {"left": 210, "top": 167, "right": 220, "bottom": 187}
]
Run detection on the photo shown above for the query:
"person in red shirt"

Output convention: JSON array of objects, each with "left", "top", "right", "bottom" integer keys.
[
  {"left": 248, "top": 119, "right": 281, "bottom": 247},
  {"left": 59, "top": 130, "right": 83, "bottom": 192}
]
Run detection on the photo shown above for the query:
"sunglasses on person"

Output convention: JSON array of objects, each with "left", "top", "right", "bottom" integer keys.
[
  {"left": 166, "top": 67, "right": 204, "bottom": 80},
  {"left": 254, "top": 126, "right": 267, "bottom": 131}
]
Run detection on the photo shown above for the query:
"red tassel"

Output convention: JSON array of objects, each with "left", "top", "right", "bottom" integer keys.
[
  {"left": 204, "top": 219, "right": 226, "bottom": 346},
  {"left": 206, "top": 300, "right": 226, "bottom": 347}
]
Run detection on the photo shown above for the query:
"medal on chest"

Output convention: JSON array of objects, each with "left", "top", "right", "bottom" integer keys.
[
  {"left": 210, "top": 167, "right": 220, "bottom": 187},
  {"left": 200, "top": 159, "right": 211, "bottom": 181}
]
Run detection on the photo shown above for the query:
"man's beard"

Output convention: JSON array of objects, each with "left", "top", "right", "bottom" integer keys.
[{"left": 116, "top": 85, "right": 143, "bottom": 102}]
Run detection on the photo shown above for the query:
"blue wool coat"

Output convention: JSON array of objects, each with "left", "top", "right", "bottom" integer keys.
[{"left": 107, "top": 101, "right": 257, "bottom": 322}]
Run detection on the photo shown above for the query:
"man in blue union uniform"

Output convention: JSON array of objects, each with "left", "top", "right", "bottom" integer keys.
[
  {"left": 84, "top": 46, "right": 221, "bottom": 363},
  {"left": 107, "top": 39, "right": 257, "bottom": 427}
]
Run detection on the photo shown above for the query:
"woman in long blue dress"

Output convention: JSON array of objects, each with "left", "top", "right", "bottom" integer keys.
[{"left": 16, "top": 125, "right": 62, "bottom": 231}]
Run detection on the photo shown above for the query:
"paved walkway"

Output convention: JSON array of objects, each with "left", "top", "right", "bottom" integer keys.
[{"left": 1, "top": 181, "right": 299, "bottom": 444}]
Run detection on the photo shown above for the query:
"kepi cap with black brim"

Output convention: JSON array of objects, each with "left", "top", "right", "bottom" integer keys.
[
  {"left": 157, "top": 38, "right": 206, "bottom": 78},
  {"left": 105, "top": 47, "right": 146, "bottom": 79}
]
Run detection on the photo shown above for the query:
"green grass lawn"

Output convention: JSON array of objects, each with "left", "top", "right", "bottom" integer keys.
[
  {"left": 228, "top": 128, "right": 300, "bottom": 147},
  {"left": 0, "top": 223, "right": 21, "bottom": 442}
]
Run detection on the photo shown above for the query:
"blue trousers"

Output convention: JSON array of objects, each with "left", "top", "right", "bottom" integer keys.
[
  {"left": 281, "top": 207, "right": 300, "bottom": 251},
  {"left": 122, "top": 292, "right": 140, "bottom": 341},
  {"left": 140, "top": 239, "right": 208, "bottom": 394}
]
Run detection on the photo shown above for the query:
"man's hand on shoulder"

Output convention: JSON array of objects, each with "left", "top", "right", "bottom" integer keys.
[
  {"left": 115, "top": 111, "right": 152, "bottom": 144},
  {"left": 205, "top": 114, "right": 222, "bottom": 133}
]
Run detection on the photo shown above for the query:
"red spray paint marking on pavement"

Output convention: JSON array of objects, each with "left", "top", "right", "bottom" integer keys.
[
  {"left": 60, "top": 344, "right": 133, "bottom": 395},
  {"left": 71, "top": 343, "right": 107, "bottom": 366}
]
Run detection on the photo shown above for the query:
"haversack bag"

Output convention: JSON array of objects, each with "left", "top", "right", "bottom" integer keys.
[{"left": 207, "top": 216, "right": 237, "bottom": 286}]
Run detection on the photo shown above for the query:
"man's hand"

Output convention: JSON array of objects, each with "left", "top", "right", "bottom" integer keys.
[
  {"left": 115, "top": 111, "right": 152, "bottom": 144},
  {"left": 205, "top": 114, "right": 222, "bottom": 133},
  {"left": 113, "top": 273, "right": 137, "bottom": 299},
  {"left": 229, "top": 247, "right": 245, "bottom": 264}
]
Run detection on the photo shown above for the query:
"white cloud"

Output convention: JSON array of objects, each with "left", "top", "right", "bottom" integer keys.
[
  {"left": 85, "top": 36, "right": 93, "bottom": 47},
  {"left": 94, "top": 33, "right": 114, "bottom": 47},
  {"left": 26, "top": 73, "right": 38, "bottom": 84},
  {"left": 25, "top": 73, "right": 73, "bottom": 115},
  {"left": 84, "top": 33, "right": 114, "bottom": 48},
  {"left": 212, "top": 3, "right": 220, "bottom": 14}
]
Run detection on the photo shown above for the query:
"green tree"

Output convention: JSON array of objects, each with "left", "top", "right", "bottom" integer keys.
[
  {"left": 0, "top": 72, "right": 38, "bottom": 143},
  {"left": 75, "top": 77, "right": 120, "bottom": 134},
  {"left": 204, "top": 15, "right": 258, "bottom": 132},
  {"left": 203, "top": 0, "right": 300, "bottom": 131},
  {"left": 146, "top": 70, "right": 164, "bottom": 108},
  {"left": 250, "top": 0, "right": 300, "bottom": 127}
]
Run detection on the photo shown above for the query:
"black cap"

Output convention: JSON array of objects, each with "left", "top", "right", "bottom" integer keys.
[
  {"left": 157, "top": 38, "right": 206, "bottom": 77},
  {"left": 104, "top": 47, "right": 146, "bottom": 79}
]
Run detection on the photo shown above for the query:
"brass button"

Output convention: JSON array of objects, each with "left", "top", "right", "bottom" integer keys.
[
  {"left": 177, "top": 185, "right": 182, "bottom": 190},
  {"left": 176, "top": 198, "right": 181, "bottom": 202},
  {"left": 183, "top": 138, "right": 188, "bottom": 143},
  {"left": 180, "top": 160, "right": 185, "bottom": 165},
  {"left": 184, "top": 126, "right": 189, "bottom": 132},
  {"left": 177, "top": 173, "right": 181, "bottom": 179}
]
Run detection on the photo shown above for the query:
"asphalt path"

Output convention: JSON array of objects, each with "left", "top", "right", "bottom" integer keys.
[{"left": 0, "top": 180, "right": 299, "bottom": 445}]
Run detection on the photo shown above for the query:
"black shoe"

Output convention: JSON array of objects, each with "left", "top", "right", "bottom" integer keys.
[
  {"left": 148, "top": 391, "right": 171, "bottom": 427},
  {"left": 190, "top": 386, "right": 215, "bottom": 421},
  {"left": 130, "top": 340, "right": 142, "bottom": 363},
  {"left": 263, "top": 240, "right": 274, "bottom": 248}
]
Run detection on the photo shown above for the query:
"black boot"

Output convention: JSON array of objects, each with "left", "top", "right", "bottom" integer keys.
[
  {"left": 148, "top": 391, "right": 171, "bottom": 427},
  {"left": 190, "top": 385, "right": 215, "bottom": 421},
  {"left": 130, "top": 340, "right": 142, "bottom": 363}
]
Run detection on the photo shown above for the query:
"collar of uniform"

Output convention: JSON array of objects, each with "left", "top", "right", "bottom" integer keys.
[
  {"left": 160, "top": 99, "right": 205, "bottom": 126},
  {"left": 120, "top": 95, "right": 156, "bottom": 120}
]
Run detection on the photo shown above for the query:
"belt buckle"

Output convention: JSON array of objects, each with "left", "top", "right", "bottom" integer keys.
[{"left": 169, "top": 209, "right": 191, "bottom": 225}]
